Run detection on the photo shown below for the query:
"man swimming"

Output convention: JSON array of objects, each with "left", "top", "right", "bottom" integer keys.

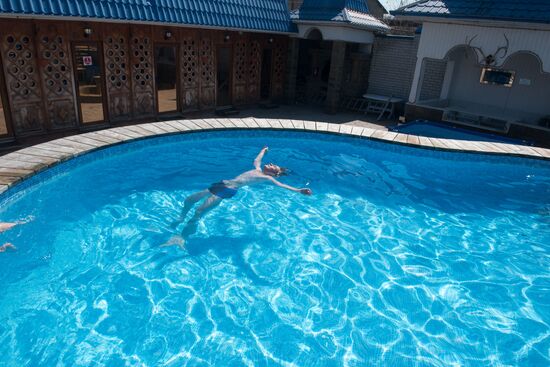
[{"left": 164, "top": 146, "right": 312, "bottom": 248}]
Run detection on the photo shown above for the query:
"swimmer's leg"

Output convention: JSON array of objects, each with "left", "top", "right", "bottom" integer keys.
[
  {"left": 0, "top": 223, "right": 17, "bottom": 233},
  {"left": 171, "top": 190, "right": 211, "bottom": 229},
  {"left": 181, "top": 195, "right": 223, "bottom": 239},
  {"left": 0, "top": 216, "right": 34, "bottom": 234}
]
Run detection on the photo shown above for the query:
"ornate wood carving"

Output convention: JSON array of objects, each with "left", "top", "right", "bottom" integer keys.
[
  {"left": 271, "top": 38, "right": 287, "bottom": 100},
  {"left": 248, "top": 39, "right": 261, "bottom": 102},
  {"left": 0, "top": 22, "right": 45, "bottom": 135},
  {"left": 104, "top": 26, "right": 131, "bottom": 121},
  {"left": 181, "top": 33, "right": 199, "bottom": 111},
  {"left": 199, "top": 35, "right": 215, "bottom": 108},
  {"left": 36, "top": 22, "right": 77, "bottom": 130},
  {"left": 130, "top": 26, "right": 155, "bottom": 118},
  {"left": 233, "top": 37, "right": 248, "bottom": 105}
]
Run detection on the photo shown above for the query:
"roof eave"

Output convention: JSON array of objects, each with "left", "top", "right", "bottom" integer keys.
[
  {"left": 0, "top": 12, "right": 297, "bottom": 35},
  {"left": 391, "top": 11, "right": 550, "bottom": 28},
  {"left": 294, "top": 19, "right": 389, "bottom": 34}
]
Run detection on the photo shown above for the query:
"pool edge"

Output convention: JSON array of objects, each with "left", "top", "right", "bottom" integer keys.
[{"left": 1, "top": 118, "right": 549, "bottom": 195}]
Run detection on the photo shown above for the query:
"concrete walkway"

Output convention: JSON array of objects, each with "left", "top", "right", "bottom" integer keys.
[{"left": 0, "top": 105, "right": 392, "bottom": 156}]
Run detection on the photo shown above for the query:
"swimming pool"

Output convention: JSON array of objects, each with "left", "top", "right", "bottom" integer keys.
[
  {"left": 391, "top": 121, "right": 533, "bottom": 145},
  {"left": 0, "top": 130, "right": 549, "bottom": 366}
]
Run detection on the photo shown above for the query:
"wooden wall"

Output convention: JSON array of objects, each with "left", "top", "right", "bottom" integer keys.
[{"left": 0, "top": 19, "right": 288, "bottom": 139}]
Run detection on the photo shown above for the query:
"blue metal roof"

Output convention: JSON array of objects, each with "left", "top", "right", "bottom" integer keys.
[
  {"left": 0, "top": 0, "right": 294, "bottom": 33},
  {"left": 295, "top": 0, "right": 389, "bottom": 32},
  {"left": 392, "top": 0, "right": 550, "bottom": 25},
  {"left": 299, "top": 0, "right": 370, "bottom": 21}
]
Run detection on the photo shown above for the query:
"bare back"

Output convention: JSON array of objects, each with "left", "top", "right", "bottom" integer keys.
[{"left": 224, "top": 169, "right": 270, "bottom": 188}]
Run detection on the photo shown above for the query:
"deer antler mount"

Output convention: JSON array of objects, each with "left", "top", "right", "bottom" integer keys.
[{"left": 465, "top": 34, "right": 510, "bottom": 66}]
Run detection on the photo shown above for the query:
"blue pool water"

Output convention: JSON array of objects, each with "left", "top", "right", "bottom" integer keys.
[
  {"left": 0, "top": 131, "right": 549, "bottom": 366},
  {"left": 391, "top": 121, "right": 532, "bottom": 145}
]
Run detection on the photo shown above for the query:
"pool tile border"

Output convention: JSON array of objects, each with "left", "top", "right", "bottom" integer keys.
[{"left": 0, "top": 118, "right": 549, "bottom": 195}]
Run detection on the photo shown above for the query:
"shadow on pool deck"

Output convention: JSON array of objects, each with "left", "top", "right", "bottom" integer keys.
[{"left": 0, "top": 104, "right": 394, "bottom": 156}]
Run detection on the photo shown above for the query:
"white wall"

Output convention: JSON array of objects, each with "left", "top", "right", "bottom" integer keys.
[
  {"left": 431, "top": 48, "right": 550, "bottom": 121},
  {"left": 418, "top": 22, "right": 550, "bottom": 71},
  {"left": 409, "top": 21, "right": 550, "bottom": 103}
]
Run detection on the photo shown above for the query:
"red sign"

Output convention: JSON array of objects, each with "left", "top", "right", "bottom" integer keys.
[{"left": 83, "top": 56, "right": 93, "bottom": 66}]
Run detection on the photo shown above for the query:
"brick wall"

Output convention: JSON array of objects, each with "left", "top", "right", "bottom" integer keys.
[
  {"left": 367, "top": 35, "right": 419, "bottom": 100},
  {"left": 418, "top": 59, "right": 447, "bottom": 101}
]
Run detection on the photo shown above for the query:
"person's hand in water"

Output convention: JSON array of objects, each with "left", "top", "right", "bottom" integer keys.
[
  {"left": 300, "top": 188, "right": 313, "bottom": 195},
  {"left": 0, "top": 243, "right": 16, "bottom": 253}
]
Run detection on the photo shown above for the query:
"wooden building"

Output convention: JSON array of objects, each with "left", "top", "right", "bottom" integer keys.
[
  {"left": 0, "top": 0, "right": 391, "bottom": 146},
  {"left": 0, "top": 1, "right": 292, "bottom": 143}
]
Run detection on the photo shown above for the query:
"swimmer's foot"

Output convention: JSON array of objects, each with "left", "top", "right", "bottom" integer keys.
[
  {"left": 161, "top": 235, "right": 185, "bottom": 249},
  {"left": 0, "top": 243, "right": 16, "bottom": 253}
]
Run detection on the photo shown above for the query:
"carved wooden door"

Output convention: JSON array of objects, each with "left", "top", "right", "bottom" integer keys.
[
  {"left": 181, "top": 33, "right": 199, "bottom": 112},
  {"left": 103, "top": 26, "right": 132, "bottom": 122},
  {"left": 248, "top": 40, "right": 261, "bottom": 103},
  {"left": 199, "top": 36, "right": 215, "bottom": 109},
  {"left": 35, "top": 22, "right": 78, "bottom": 131},
  {"left": 130, "top": 27, "right": 156, "bottom": 118},
  {"left": 233, "top": 37, "right": 247, "bottom": 105},
  {"left": 271, "top": 39, "right": 287, "bottom": 101},
  {"left": 0, "top": 22, "right": 45, "bottom": 135}
]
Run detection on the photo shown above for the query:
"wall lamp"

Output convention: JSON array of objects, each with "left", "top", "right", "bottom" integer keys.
[
  {"left": 224, "top": 34, "right": 231, "bottom": 42},
  {"left": 83, "top": 27, "right": 93, "bottom": 37},
  {"left": 164, "top": 30, "right": 173, "bottom": 40},
  {"left": 268, "top": 37, "right": 274, "bottom": 44}
]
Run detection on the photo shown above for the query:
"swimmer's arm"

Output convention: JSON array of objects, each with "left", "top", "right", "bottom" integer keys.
[
  {"left": 254, "top": 146, "right": 269, "bottom": 170},
  {"left": 267, "top": 177, "right": 312, "bottom": 195}
]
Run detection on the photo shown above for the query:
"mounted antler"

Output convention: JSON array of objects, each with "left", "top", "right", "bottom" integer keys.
[
  {"left": 466, "top": 34, "right": 487, "bottom": 61},
  {"left": 494, "top": 33, "right": 510, "bottom": 59},
  {"left": 465, "top": 33, "right": 510, "bottom": 66}
]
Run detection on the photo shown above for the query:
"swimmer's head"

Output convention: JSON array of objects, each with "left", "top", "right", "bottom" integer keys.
[{"left": 263, "top": 163, "right": 288, "bottom": 177}]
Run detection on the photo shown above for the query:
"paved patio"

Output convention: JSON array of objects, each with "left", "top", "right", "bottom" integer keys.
[{"left": 0, "top": 105, "right": 393, "bottom": 156}]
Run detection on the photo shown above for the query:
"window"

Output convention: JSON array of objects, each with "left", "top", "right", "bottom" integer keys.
[{"left": 480, "top": 67, "right": 515, "bottom": 87}]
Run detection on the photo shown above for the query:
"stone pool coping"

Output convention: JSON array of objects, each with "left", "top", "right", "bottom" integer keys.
[{"left": 1, "top": 118, "right": 549, "bottom": 195}]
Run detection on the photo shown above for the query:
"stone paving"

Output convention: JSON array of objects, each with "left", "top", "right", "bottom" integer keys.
[{"left": 0, "top": 117, "right": 549, "bottom": 195}]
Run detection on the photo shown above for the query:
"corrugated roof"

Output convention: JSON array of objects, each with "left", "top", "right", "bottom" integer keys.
[
  {"left": 296, "top": 0, "right": 389, "bottom": 32},
  {"left": 0, "top": 0, "right": 294, "bottom": 33},
  {"left": 392, "top": 0, "right": 550, "bottom": 25},
  {"left": 299, "top": 0, "right": 369, "bottom": 21}
]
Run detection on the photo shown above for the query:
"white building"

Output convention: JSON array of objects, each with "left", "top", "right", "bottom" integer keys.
[{"left": 393, "top": 0, "right": 550, "bottom": 144}]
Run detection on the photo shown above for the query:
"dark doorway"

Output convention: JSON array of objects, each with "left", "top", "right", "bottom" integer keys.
[
  {"left": 216, "top": 46, "right": 232, "bottom": 107},
  {"left": 296, "top": 39, "right": 332, "bottom": 104},
  {"left": 73, "top": 43, "right": 107, "bottom": 125},
  {"left": 260, "top": 49, "right": 272, "bottom": 100},
  {"left": 155, "top": 45, "right": 178, "bottom": 114}
]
